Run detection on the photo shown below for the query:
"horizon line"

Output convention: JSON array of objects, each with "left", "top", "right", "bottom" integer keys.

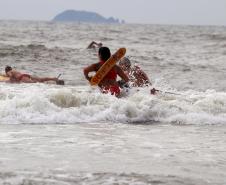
[{"left": 0, "top": 18, "right": 225, "bottom": 27}]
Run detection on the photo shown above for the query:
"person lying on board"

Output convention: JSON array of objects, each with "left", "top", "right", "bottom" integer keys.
[
  {"left": 87, "top": 41, "right": 103, "bottom": 49},
  {"left": 83, "top": 47, "right": 129, "bottom": 97},
  {"left": 118, "top": 57, "right": 151, "bottom": 88},
  {"left": 4, "top": 66, "right": 64, "bottom": 84}
]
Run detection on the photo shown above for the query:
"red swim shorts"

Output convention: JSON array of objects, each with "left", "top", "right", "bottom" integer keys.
[{"left": 101, "top": 85, "right": 120, "bottom": 97}]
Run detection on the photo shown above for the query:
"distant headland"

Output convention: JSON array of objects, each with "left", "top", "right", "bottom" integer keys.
[{"left": 52, "top": 10, "right": 125, "bottom": 24}]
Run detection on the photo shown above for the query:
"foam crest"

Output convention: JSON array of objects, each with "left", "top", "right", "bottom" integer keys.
[{"left": 0, "top": 84, "right": 226, "bottom": 125}]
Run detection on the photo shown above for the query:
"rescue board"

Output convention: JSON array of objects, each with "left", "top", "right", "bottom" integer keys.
[
  {"left": 90, "top": 47, "right": 126, "bottom": 86},
  {"left": 0, "top": 75, "right": 9, "bottom": 82}
]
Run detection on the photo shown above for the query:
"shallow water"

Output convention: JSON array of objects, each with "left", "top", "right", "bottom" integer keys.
[
  {"left": 0, "top": 124, "right": 226, "bottom": 185},
  {"left": 0, "top": 20, "right": 226, "bottom": 184}
]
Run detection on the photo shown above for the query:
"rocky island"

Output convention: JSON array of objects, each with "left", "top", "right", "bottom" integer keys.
[{"left": 53, "top": 10, "right": 125, "bottom": 24}]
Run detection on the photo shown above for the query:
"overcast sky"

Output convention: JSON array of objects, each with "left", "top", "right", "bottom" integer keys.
[{"left": 0, "top": 0, "right": 225, "bottom": 25}]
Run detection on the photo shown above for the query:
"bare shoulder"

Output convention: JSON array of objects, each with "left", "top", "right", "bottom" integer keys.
[
  {"left": 91, "top": 62, "right": 103, "bottom": 71},
  {"left": 12, "top": 70, "right": 21, "bottom": 74}
]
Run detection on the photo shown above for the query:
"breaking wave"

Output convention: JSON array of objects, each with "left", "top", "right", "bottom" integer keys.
[{"left": 0, "top": 83, "right": 226, "bottom": 125}]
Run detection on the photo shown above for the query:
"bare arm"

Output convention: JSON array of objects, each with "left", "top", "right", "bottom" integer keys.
[
  {"left": 6, "top": 70, "right": 17, "bottom": 82},
  {"left": 133, "top": 67, "right": 151, "bottom": 86},
  {"left": 115, "top": 65, "right": 129, "bottom": 82},
  {"left": 83, "top": 63, "right": 98, "bottom": 82},
  {"left": 138, "top": 69, "right": 150, "bottom": 83},
  {"left": 87, "top": 41, "right": 98, "bottom": 49}
]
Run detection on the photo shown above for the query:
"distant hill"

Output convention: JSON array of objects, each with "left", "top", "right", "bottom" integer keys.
[{"left": 52, "top": 10, "right": 125, "bottom": 24}]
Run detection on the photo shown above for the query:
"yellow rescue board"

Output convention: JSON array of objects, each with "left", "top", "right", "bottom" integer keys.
[
  {"left": 0, "top": 75, "right": 9, "bottom": 82},
  {"left": 90, "top": 48, "right": 126, "bottom": 86}
]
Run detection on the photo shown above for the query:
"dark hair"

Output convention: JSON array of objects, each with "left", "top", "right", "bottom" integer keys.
[
  {"left": 98, "top": 47, "right": 111, "bottom": 62},
  {"left": 5, "top": 66, "right": 12, "bottom": 73}
]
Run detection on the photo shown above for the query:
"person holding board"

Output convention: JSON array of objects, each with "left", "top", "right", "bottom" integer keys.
[{"left": 83, "top": 47, "right": 129, "bottom": 97}]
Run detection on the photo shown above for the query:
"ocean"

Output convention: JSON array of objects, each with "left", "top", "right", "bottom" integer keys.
[{"left": 0, "top": 20, "right": 226, "bottom": 184}]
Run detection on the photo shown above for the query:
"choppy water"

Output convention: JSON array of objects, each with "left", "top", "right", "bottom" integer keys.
[{"left": 0, "top": 20, "right": 226, "bottom": 184}]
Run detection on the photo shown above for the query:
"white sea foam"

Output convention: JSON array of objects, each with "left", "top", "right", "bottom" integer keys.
[{"left": 1, "top": 83, "right": 226, "bottom": 125}]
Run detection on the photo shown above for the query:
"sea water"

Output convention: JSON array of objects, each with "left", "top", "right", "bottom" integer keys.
[{"left": 0, "top": 20, "right": 226, "bottom": 184}]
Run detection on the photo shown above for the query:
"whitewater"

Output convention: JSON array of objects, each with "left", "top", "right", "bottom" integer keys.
[{"left": 0, "top": 20, "right": 226, "bottom": 184}]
